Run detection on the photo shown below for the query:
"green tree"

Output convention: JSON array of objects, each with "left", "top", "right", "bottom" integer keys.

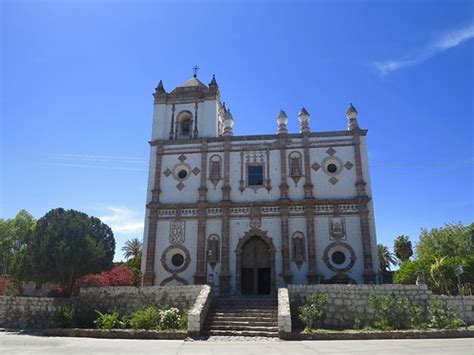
[
  {"left": 394, "top": 223, "right": 474, "bottom": 295},
  {"left": 377, "top": 244, "right": 397, "bottom": 272},
  {"left": 18, "top": 208, "right": 115, "bottom": 297},
  {"left": 394, "top": 235, "right": 413, "bottom": 263},
  {"left": 0, "top": 210, "right": 36, "bottom": 276},
  {"left": 121, "top": 238, "right": 142, "bottom": 260}
]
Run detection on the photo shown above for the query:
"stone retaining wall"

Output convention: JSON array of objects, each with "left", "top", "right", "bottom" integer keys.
[
  {"left": 187, "top": 285, "right": 212, "bottom": 336},
  {"left": 277, "top": 288, "right": 292, "bottom": 334},
  {"left": 77, "top": 285, "right": 202, "bottom": 326},
  {"left": 288, "top": 284, "right": 474, "bottom": 329},
  {"left": 0, "top": 296, "right": 70, "bottom": 329},
  {"left": 0, "top": 285, "right": 209, "bottom": 331}
]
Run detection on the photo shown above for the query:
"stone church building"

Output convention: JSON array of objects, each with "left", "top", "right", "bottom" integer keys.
[{"left": 141, "top": 74, "right": 379, "bottom": 295}]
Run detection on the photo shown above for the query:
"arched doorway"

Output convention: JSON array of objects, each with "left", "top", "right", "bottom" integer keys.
[{"left": 235, "top": 231, "right": 275, "bottom": 295}]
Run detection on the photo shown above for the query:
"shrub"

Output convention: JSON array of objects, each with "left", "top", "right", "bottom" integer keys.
[
  {"left": 159, "top": 307, "right": 181, "bottom": 330},
  {"left": 129, "top": 306, "right": 161, "bottom": 330},
  {"left": 427, "top": 299, "right": 464, "bottom": 329},
  {"left": 73, "top": 265, "right": 135, "bottom": 296},
  {"left": 367, "top": 293, "right": 412, "bottom": 330},
  {"left": 298, "top": 293, "right": 328, "bottom": 331},
  {"left": 52, "top": 306, "right": 76, "bottom": 328},
  {"left": 93, "top": 310, "right": 126, "bottom": 330}
]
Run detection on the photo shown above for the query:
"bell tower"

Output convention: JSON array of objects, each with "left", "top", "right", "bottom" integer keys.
[{"left": 151, "top": 73, "right": 225, "bottom": 140}]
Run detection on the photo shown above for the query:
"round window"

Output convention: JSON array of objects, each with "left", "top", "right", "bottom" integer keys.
[
  {"left": 327, "top": 163, "right": 338, "bottom": 174},
  {"left": 177, "top": 169, "right": 188, "bottom": 179},
  {"left": 331, "top": 251, "right": 346, "bottom": 265},
  {"left": 171, "top": 253, "right": 185, "bottom": 267}
]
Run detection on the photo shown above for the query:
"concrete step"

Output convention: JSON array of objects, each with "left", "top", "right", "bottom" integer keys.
[
  {"left": 206, "top": 324, "right": 278, "bottom": 331},
  {"left": 209, "top": 315, "right": 277, "bottom": 322},
  {"left": 207, "top": 320, "right": 277, "bottom": 327},
  {"left": 206, "top": 329, "right": 279, "bottom": 337},
  {"left": 209, "top": 311, "right": 277, "bottom": 317}
]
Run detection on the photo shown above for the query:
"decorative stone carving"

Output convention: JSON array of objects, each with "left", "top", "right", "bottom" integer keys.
[
  {"left": 323, "top": 242, "right": 356, "bottom": 273},
  {"left": 178, "top": 153, "right": 187, "bottom": 162},
  {"left": 250, "top": 217, "right": 261, "bottom": 229},
  {"left": 288, "top": 151, "right": 302, "bottom": 185},
  {"left": 329, "top": 176, "right": 339, "bottom": 185},
  {"left": 291, "top": 232, "right": 306, "bottom": 269},
  {"left": 329, "top": 218, "right": 346, "bottom": 240},
  {"left": 163, "top": 168, "right": 172, "bottom": 177},
  {"left": 207, "top": 234, "right": 220, "bottom": 269},
  {"left": 169, "top": 220, "right": 185, "bottom": 244},
  {"left": 344, "top": 161, "right": 354, "bottom": 170},
  {"left": 311, "top": 162, "right": 321, "bottom": 171},
  {"left": 209, "top": 154, "right": 222, "bottom": 187},
  {"left": 326, "top": 147, "right": 336, "bottom": 156}
]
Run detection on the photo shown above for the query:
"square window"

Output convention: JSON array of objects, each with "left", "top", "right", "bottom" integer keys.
[{"left": 247, "top": 165, "right": 264, "bottom": 186}]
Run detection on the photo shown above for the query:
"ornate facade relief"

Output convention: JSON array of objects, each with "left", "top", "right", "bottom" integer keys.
[
  {"left": 207, "top": 234, "right": 220, "bottom": 269},
  {"left": 323, "top": 242, "right": 356, "bottom": 273},
  {"left": 240, "top": 150, "right": 272, "bottom": 192},
  {"left": 169, "top": 220, "right": 185, "bottom": 244},
  {"left": 209, "top": 154, "right": 222, "bottom": 187},
  {"left": 329, "top": 217, "right": 346, "bottom": 240},
  {"left": 291, "top": 231, "right": 306, "bottom": 269},
  {"left": 288, "top": 151, "right": 303, "bottom": 185}
]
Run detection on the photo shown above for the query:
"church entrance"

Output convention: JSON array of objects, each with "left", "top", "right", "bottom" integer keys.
[{"left": 240, "top": 236, "right": 271, "bottom": 295}]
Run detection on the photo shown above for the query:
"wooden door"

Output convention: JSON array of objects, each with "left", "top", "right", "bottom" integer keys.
[{"left": 241, "top": 237, "right": 271, "bottom": 294}]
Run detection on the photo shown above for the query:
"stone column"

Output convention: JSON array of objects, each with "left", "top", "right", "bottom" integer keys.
[
  {"left": 353, "top": 132, "right": 376, "bottom": 283},
  {"left": 142, "top": 209, "right": 158, "bottom": 286},
  {"left": 194, "top": 141, "right": 208, "bottom": 284},
  {"left": 220, "top": 137, "right": 231, "bottom": 294},
  {"left": 143, "top": 143, "right": 164, "bottom": 286},
  {"left": 302, "top": 135, "right": 314, "bottom": 199},
  {"left": 280, "top": 204, "right": 292, "bottom": 285},
  {"left": 305, "top": 204, "right": 319, "bottom": 283},
  {"left": 278, "top": 135, "right": 292, "bottom": 284}
]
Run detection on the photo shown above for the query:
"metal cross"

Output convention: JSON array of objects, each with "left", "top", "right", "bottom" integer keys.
[{"left": 192, "top": 65, "right": 200, "bottom": 77}]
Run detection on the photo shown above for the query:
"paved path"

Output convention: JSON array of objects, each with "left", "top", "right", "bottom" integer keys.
[{"left": 0, "top": 332, "right": 472, "bottom": 355}]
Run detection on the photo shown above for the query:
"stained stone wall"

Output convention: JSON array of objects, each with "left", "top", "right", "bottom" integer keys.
[
  {"left": 0, "top": 285, "right": 208, "bottom": 330},
  {"left": 288, "top": 284, "right": 474, "bottom": 329},
  {"left": 77, "top": 285, "right": 203, "bottom": 326},
  {"left": 0, "top": 296, "right": 70, "bottom": 329}
]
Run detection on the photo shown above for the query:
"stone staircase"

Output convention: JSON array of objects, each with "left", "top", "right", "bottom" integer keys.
[{"left": 204, "top": 296, "right": 278, "bottom": 337}]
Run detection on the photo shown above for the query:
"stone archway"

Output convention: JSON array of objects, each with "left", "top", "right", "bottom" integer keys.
[{"left": 235, "top": 228, "right": 276, "bottom": 296}]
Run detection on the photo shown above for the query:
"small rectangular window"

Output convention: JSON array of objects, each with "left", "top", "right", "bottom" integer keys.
[{"left": 247, "top": 165, "right": 264, "bottom": 186}]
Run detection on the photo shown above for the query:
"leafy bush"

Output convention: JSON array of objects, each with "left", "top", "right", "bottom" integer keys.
[
  {"left": 427, "top": 299, "right": 464, "bottom": 329},
  {"left": 93, "top": 310, "right": 126, "bottom": 330},
  {"left": 52, "top": 306, "right": 76, "bottom": 328},
  {"left": 129, "top": 306, "right": 161, "bottom": 330},
  {"left": 159, "top": 307, "right": 181, "bottom": 330},
  {"left": 73, "top": 265, "right": 136, "bottom": 296},
  {"left": 367, "top": 293, "right": 412, "bottom": 330},
  {"left": 298, "top": 293, "right": 328, "bottom": 331}
]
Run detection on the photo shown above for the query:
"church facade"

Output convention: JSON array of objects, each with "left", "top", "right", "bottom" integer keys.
[{"left": 141, "top": 74, "right": 379, "bottom": 295}]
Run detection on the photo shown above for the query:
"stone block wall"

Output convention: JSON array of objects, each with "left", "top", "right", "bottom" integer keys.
[
  {"left": 187, "top": 285, "right": 213, "bottom": 335},
  {"left": 0, "top": 285, "right": 208, "bottom": 330},
  {"left": 277, "top": 288, "right": 292, "bottom": 334},
  {"left": 77, "top": 285, "right": 203, "bottom": 326},
  {"left": 0, "top": 296, "right": 70, "bottom": 329},
  {"left": 288, "top": 284, "right": 474, "bottom": 329}
]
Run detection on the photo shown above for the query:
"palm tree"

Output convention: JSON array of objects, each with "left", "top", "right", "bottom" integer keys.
[
  {"left": 121, "top": 238, "right": 143, "bottom": 260},
  {"left": 377, "top": 244, "right": 397, "bottom": 272},
  {"left": 393, "top": 235, "right": 413, "bottom": 263}
]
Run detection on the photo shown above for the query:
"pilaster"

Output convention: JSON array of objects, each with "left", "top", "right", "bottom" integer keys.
[
  {"left": 194, "top": 141, "right": 208, "bottom": 284},
  {"left": 142, "top": 208, "right": 159, "bottom": 286},
  {"left": 353, "top": 131, "right": 376, "bottom": 283}
]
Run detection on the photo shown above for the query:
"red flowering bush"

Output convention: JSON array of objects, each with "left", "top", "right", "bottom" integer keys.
[
  {"left": 0, "top": 276, "right": 9, "bottom": 294},
  {"left": 70, "top": 265, "right": 135, "bottom": 296}
]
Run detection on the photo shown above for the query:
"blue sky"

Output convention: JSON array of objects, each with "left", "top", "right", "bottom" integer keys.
[{"left": 1, "top": 0, "right": 473, "bottom": 262}]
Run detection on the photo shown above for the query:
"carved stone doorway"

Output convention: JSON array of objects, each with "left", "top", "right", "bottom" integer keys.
[{"left": 236, "top": 230, "right": 275, "bottom": 296}]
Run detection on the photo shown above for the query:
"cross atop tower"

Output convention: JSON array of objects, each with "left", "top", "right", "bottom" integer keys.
[{"left": 192, "top": 65, "right": 200, "bottom": 78}]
